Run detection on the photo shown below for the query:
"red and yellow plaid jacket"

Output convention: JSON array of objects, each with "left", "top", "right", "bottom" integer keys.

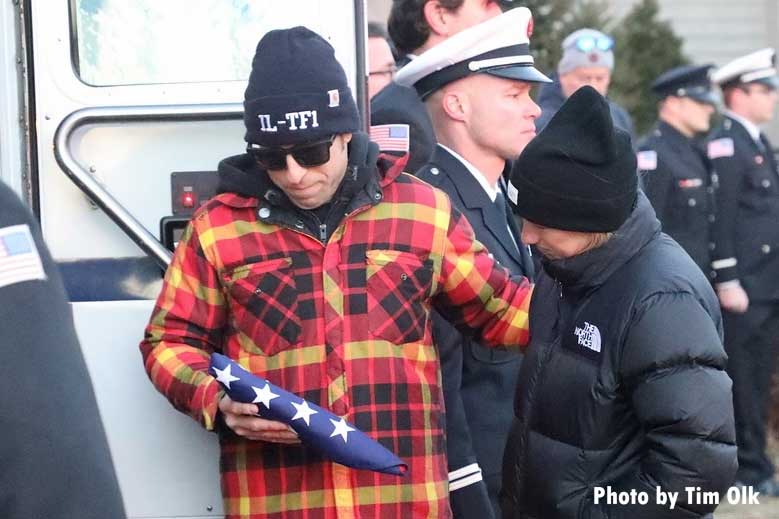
[{"left": 141, "top": 150, "right": 531, "bottom": 519}]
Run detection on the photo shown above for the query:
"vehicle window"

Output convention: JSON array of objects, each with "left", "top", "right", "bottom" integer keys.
[{"left": 73, "top": 0, "right": 352, "bottom": 86}]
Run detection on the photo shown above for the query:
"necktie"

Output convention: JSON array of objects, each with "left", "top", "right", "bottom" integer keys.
[{"left": 495, "top": 190, "right": 520, "bottom": 253}]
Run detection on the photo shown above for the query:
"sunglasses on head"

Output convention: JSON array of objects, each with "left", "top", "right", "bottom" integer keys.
[
  {"left": 247, "top": 135, "right": 336, "bottom": 170},
  {"left": 575, "top": 35, "right": 614, "bottom": 53}
]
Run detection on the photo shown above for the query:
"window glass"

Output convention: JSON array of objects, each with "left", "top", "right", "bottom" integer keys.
[{"left": 73, "top": 0, "right": 355, "bottom": 86}]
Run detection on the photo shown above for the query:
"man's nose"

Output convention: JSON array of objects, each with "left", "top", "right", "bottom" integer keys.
[
  {"left": 528, "top": 99, "right": 542, "bottom": 119},
  {"left": 285, "top": 154, "right": 307, "bottom": 184},
  {"left": 521, "top": 222, "right": 538, "bottom": 244}
]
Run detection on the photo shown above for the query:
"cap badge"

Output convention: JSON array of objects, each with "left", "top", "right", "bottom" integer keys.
[{"left": 589, "top": 53, "right": 599, "bottom": 63}]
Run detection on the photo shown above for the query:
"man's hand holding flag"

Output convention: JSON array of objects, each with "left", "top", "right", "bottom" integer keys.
[{"left": 209, "top": 353, "right": 407, "bottom": 476}]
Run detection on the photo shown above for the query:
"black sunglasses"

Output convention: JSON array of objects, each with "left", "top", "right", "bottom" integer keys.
[{"left": 246, "top": 135, "right": 336, "bottom": 170}]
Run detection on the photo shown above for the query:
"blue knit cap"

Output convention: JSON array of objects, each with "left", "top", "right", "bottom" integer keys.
[{"left": 244, "top": 27, "right": 360, "bottom": 146}]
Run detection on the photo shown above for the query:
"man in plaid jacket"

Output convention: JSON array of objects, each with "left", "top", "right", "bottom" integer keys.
[{"left": 140, "top": 27, "right": 532, "bottom": 519}]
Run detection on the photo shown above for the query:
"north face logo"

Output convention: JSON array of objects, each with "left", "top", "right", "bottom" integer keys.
[{"left": 574, "top": 322, "right": 601, "bottom": 352}]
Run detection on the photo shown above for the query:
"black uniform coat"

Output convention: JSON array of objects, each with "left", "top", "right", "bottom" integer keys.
[
  {"left": 639, "top": 121, "right": 716, "bottom": 277},
  {"left": 0, "top": 182, "right": 126, "bottom": 519},
  {"left": 707, "top": 114, "right": 779, "bottom": 485},
  {"left": 707, "top": 115, "right": 779, "bottom": 302},
  {"left": 370, "top": 81, "right": 437, "bottom": 174},
  {"left": 501, "top": 193, "right": 737, "bottom": 519},
  {"left": 418, "top": 146, "right": 534, "bottom": 519}
]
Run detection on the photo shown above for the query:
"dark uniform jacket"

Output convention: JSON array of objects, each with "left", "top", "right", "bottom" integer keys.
[
  {"left": 370, "top": 81, "right": 436, "bottom": 174},
  {"left": 707, "top": 115, "right": 779, "bottom": 302},
  {"left": 639, "top": 121, "right": 716, "bottom": 277},
  {"left": 0, "top": 181, "right": 125, "bottom": 519},
  {"left": 501, "top": 193, "right": 737, "bottom": 519},
  {"left": 418, "top": 146, "right": 534, "bottom": 519},
  {"left": 535, "top": 76, "right": 635, "bottom": 142}
]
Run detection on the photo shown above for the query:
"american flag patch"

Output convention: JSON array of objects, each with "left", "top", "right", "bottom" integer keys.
[
  {"left": 708, "top": 138, "right": 735, "bottom": 159},
  {"left": 637, "top": 150, "right": 657, "bottom": 171},
  {"left": 370, "top": 124, "right": 410, "bottom": 153},
  {"left": 0, "top": 224, "right": 46, "bottom": 289}
]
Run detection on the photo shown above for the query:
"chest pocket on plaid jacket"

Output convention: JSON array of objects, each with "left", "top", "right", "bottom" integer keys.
[
  {"left": 223, "top": 257, "right": 301, "bottom": 356},
  {"left": 366, "top": 250, "right": 434, "bottom": 344}
]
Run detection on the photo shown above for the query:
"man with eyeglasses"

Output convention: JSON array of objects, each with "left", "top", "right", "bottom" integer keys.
[
  {"left": 638, "top": 64, "right": 718, "bottom": 278},
  {"left": 535, "top": 28, "right": 635, "bottom": 141},
  {"left": 371, "top": 0, "right": 512, "bottom": 174},
  {"left": 396, "top": 8, "right": 547, "bottom": 518},
  {"left": 707, "top": 48, "right": 779, "bottom": 497},
  {"left": 367, "top": 22, "right": 397, "bottom": 100},
  {"left": 140, "top": 26, "right": 534, "bottom": 518}
]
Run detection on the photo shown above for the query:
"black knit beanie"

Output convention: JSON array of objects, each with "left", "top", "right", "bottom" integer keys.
[
  {"left": 509, "top": 86, "right": 637, "bottom": 232},
  {"left": 244, "top": 27, "right": 360, "bottom": 146}
]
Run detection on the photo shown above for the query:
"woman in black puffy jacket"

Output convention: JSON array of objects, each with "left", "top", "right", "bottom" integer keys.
[{"left": 500, "top": 86, "right": 737, "bottom": 519}]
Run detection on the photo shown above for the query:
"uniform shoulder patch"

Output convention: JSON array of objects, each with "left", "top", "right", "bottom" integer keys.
[
  {"left": 636, "top": 150, "right": 657, "bottom": 171},
  {"left": 369, "top": 123, "right": 410, "bottom": 153},
  {"left": 0, "top": 224, "right": 47, "bottom": 289},
  {"left": 708, "top": 137, "right": 735, "bottom": 159}
]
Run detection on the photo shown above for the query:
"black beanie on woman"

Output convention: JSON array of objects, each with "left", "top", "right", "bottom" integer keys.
[{"left": 509, "top": 86, "right": 637, "bottom": 232}]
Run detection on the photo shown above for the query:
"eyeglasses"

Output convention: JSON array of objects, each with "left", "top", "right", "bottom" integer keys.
[
  {"left": 246, "top": 135, "right": 336, "bottom": 170},
  {"left": 574, "top": 35, "right": 614, "bottom": 53},
  {"left": 369, "top": 65, "right": 397, "bottom": 78}
]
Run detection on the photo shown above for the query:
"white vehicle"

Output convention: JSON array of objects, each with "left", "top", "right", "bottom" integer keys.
[{"left": 0, "top": 2, "right": 368, "bottom": 517}]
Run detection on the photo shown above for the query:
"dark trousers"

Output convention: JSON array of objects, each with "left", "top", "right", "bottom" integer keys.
[{"left": 723, "top": 303, "right": 779, "bottom": 484}]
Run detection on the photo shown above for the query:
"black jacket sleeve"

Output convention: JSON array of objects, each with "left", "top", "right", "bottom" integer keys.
[
  {"left": 709, "top": 152, "right": 742, "bottom": 285},
  {"left": 583, "top": 291, "right": 737, "bottom": 519},
  {"left": 0, "top": 183, "right": 126, "bottom": 519},
  {"left": 434, "top": 310, "right": 496, "bottom": 519}
]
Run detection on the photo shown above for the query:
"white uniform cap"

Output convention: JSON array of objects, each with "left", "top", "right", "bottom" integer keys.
[
  {"left": 712, "top": 48, "right": 778, "bottom": 88},
  {"left": 394, "top": 7, "right": 551, "bottom": 100}
]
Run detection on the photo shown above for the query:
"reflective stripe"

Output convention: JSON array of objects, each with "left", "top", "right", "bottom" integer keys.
[
  {"left": 448, "top": 463, "right": 481, "bottom": 482},
  {"left": 712, "top": 257, "right": 737, "bottom": 270},
  {"left": 449, "top": 472, "right": 484, "bottom": 492}
]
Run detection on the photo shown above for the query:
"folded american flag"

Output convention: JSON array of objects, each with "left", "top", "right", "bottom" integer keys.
[{"left": 209, "top": 353, "right": 407, "bottom": 476}]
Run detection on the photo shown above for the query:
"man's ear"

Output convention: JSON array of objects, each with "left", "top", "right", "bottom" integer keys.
[
  {"left": 440, "top": 89, "right": 468, "bottom": 123},
  {"left": 423, "top": 1, "right": 455, "bottom": 38}
]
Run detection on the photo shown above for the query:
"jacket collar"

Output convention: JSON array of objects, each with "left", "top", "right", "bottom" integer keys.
[
  {"left": 542, "top": 191, "right": 660, "bottom": 294},
  {"left": 431, "top": 145, "right": 498, "bottom": 209},
  {"left": 431, "top": 146, "right": 527, "bottom": 267}
]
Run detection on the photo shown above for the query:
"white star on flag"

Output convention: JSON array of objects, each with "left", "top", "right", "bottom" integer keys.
[
  {"left": 252, "top": 383, "right": 280, "bottom": 409},
  {"left": 290, "top": 399, "right": 318, "bottom": 426},
  {"left": 212, "top": 364, "right": 241, "bottom": 389},
  {"left": 329, "top": 417, "right": 355, "bottom": 443}
]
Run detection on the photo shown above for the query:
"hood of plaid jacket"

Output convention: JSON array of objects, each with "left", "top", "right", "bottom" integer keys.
[{"left": 215, "top": 131, "right": 407, "bottom": 210}]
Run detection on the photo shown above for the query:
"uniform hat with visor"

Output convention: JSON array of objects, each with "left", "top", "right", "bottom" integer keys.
[
  {"left": 712, "top": 48, "right": 778, "bottom": 89},
  {"left": 651, "top": 64, "right": 718, "bottom": 106},
  {"left": 394, "top": 7, "right": 551, "bottom": 99}
]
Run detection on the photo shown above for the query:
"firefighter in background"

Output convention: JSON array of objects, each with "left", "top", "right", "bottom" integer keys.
[
  {"left": 708, "top": 48, "right": 779, "bottom": 496},
  {"left": 638, "top": 64, "right": 718, "bottom": 278}
]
